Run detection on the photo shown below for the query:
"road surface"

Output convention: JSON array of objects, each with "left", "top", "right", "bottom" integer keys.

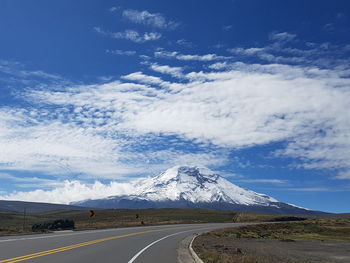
[{"left": 0, "top": 223, "right": 242, "bottom": 263}]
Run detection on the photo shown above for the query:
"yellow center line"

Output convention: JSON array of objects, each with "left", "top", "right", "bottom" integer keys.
[{"left": 0, "top": 226, "right": 191, "bottom": 263}]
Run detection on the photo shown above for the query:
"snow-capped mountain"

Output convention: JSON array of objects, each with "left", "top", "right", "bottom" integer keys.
[
  {"left": 132, "top": 166, "right": 277, "bottom": 205},
  {"left": 75, "top": 166, "right": 322, "bottom": 214}
]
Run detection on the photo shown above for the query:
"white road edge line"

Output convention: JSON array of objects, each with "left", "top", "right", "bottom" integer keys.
[
  {"left": 189, "top": 235, "right": 204, "bottom": 263},
  {"left": 127, "top": 227, "right": 213, "bottom": 263}
]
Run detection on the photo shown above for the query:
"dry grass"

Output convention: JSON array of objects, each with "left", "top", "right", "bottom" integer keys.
[
  {"left": 196, "top": 249, "right": 296, "bottom": 263},
  {"left": 210, "top": 218, "right": 350, "bottom": 241},
  {"left": 1, "top": 208, "right": 298, "bottom": 235},
  {"left": 194, "top": 219, "right": 350, "bottom": 263},
  {"left": 1, "top": 208, "right": 241, "bottom": 235}
]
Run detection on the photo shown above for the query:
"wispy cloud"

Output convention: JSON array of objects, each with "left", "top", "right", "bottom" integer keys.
[
  {"left": 0, "top": 76, "right": 228, "bottom": 180},
  {"left": 154, "top": 50, "right": 231, "bottom": 61},
  {"left": 18, "top": 60, "right": 350, "bottom": 175},
  {"left": 227, "top": 41, "right": 350, "bottom": 67},
  {"left": 228, "top": 47, "right": 265, "bottom": 56},
  {"left": 0, "top": 109, "right": 135, "bottom": 178},
  {"left": 176, "top": 39, "right": 193, "bottom": 48},
  {"left": 122, "top": 9, "right": 179, "bottom": 30},
  {"left": 94, "top": 27, "right": 161, "bottom": 42},
  {"left": 1, "top": 40, "right": 350, "bottom": 201},
  {"left": 323, "top": 23, "right": 335, "bottom": 31},
  {"left": 223, "top": 25, "right": 232, "bottom": 31},
  {"left": 109, "top": 6, "right": 120, "bottom": 12},
  {"left": 0, "top": 173, "right": 62, "bottom": 188},
  {"left": 106, "top": 49, "right": 136, "bottom": 56},
  {"left": 269, "top": 31, "right": 297, "bottom": 43},
  {"left": 237, "top": 179, "right": 288, "bottom": 184},
  {"left": 0, "top": 60, "right": 66, "bottom": 87},
  {"left": 335, "top": 171, "right": 350, "bottom": 180},
  {"left": 286, "top": 187, "right": 346, "bottom": 192}
]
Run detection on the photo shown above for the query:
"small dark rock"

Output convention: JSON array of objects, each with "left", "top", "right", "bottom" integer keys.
[
  {"left": 236, "top": 248, "right": 244, "bottom": 254},
  {"left": 214, "top": 244, "right": 224, "bottom": 249},
  {"left": 280, "top": 239, "right": 296, "bottom": 242}
]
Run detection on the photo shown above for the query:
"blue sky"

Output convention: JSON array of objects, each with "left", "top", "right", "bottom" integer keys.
[{"left": 0, "top": 0, "right": 350, "bottom": 213}]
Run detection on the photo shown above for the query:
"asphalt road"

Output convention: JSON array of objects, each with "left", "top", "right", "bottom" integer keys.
[{"left": 0, "top": 223, "right": 243, "bottom": 263}]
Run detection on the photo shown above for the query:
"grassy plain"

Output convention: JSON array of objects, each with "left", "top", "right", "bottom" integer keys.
[
  {"left": 0, "top": 208, "right": 299, "bottom": 235},
  {"left": 210, "top": 218, "right": 350, "bottom": 241},
  {"left": 193, "top": 218, "right": 350, "bottom": 263}
]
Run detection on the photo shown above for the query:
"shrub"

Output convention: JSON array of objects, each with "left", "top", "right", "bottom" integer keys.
[{"left": 32, "top": 219, "right": 75, "bottom": 232}]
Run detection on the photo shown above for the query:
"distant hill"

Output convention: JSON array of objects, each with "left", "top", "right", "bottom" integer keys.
[
  {"left": 327, "top": 213, "right": 350, "bottom": 219},
  {"left": 0, "top": 200, "right": 91, "bottom": 214},
  {"left": 75, "top": 165, "right": 329, "bottom": 215}
]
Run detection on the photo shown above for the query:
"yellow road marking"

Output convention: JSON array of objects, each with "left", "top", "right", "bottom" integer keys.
[{"left": 0, "top": 226, "right": 190, "bottom": 263}]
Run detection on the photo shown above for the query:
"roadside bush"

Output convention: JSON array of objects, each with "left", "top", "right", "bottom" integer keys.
[{"left": 32, "top": 219, "right": 75, "bottom": 232}]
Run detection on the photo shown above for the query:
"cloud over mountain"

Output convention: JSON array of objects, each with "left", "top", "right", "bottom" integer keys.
[{"left": 1, "top": 52, "right": 350, "bottom": 182}]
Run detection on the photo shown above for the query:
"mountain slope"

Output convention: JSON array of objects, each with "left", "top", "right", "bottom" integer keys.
[
  {"left": 75, "top": 166, "right": 325, "bottom": 215},
  {"left": 0, "top": 200, "right": 90, "bottom": 214}
]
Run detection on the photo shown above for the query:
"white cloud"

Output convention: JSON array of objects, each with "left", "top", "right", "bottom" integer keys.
[
  {"left": 0, "top": 79, "right": 229, "bottom": 181},
  {"left": 106, "top": 49, "right": 136, "bottom": 56},
  {"left": 109, "top": 6, "right": 120, "bottom": 12},
  {"left": 237, "top": 179, "right": 288, "bottom": 184},
  {"left": 228, "top": 47, "right": 265, "bottom": 56},
  {"left": 94, "top": 27, "right": 161, "bottom": 43},
  {"left": 335, "top": 171, "right": 350, "bottom": 180},
  {"left": 0, "top": 60, "right": 60, "bottom": 80},
  {"left": 227, "top": 42, "right": 350, "bottom": 68},
  {"left": 150, "top": 63, "right": 184, "bottom": 78},
  {"left": 0, "top": 180, "right": 134, "bottom": 204},
  {"left": 15, "top": 62, "right": 350, "bottom": 176},
  {"left": 0, "top": 106, "right": 144, "bottom": 178},
  {"left": 122, "top": 72, "right": 168, "bottom": 86},
  {"left": 154, "top": 50, "right": 231, "bottom": 61},
  {"left": 119, "top": 65, "right": 350, "bottom": 173},
  {"left": 0, "top": 173, "right": 62, "bottom": 188},
  {"left": 130, "top": 150, "right": 228, "bottom": 169},
  {"left": 176, "top": 39, "right": 193, "bottom": 47},
  {"left": 286, "top": 187, "right": 344, "bottom": 192},
  {"left": 269, "top": 31, "right": 297, "bottom": 42},
  {"left": 2, "top": 43, "right": 350, "bottom": 199},
  {"left": 0, "top": 60, "right": 66, "bottom": 87},
  {"left": 122, "top": 9, "right": 179, "bottom": 29},
  {"left": 93, "top": 26, "right": 108, "bottom": 35},
  {"left": 208, "top": 62, "right": 230, "bottom": 70}
]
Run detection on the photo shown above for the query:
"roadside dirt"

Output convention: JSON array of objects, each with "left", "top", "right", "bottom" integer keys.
[{"left": 193, "top": 235, "right": 350, "bottom": 263}]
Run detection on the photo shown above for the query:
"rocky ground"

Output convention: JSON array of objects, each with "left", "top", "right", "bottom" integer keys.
[{"left": 193, "top": 236, "right": 350, "bottom": 263}]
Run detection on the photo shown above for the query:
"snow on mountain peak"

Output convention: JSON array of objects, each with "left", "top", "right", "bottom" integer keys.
[
  {"left": 155, "top": 165, "right": 219, "bottom": 184},
  {"left": 133, "top": 165, "right": 278, "bottom": 206}
]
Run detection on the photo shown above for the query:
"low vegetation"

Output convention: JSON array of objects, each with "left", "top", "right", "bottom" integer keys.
[
  {"left": 0, "top": 208, "right": 234, "bottom": 235},
  {"left": 193, "top": 218, "right": 350, "bottom": 263},
  {"left": 0, "top": 208, "right": 305, "bottom": 235},
  {"left": 211, "top": 218, "right": 350, "bottom": 241},
  {"left": 32, "top": 219, "right": 75, "bottom": 232}
]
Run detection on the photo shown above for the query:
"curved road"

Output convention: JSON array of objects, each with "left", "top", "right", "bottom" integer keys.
[{"left": 0, "top": 223, "right": 243, "bottom": 263}]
